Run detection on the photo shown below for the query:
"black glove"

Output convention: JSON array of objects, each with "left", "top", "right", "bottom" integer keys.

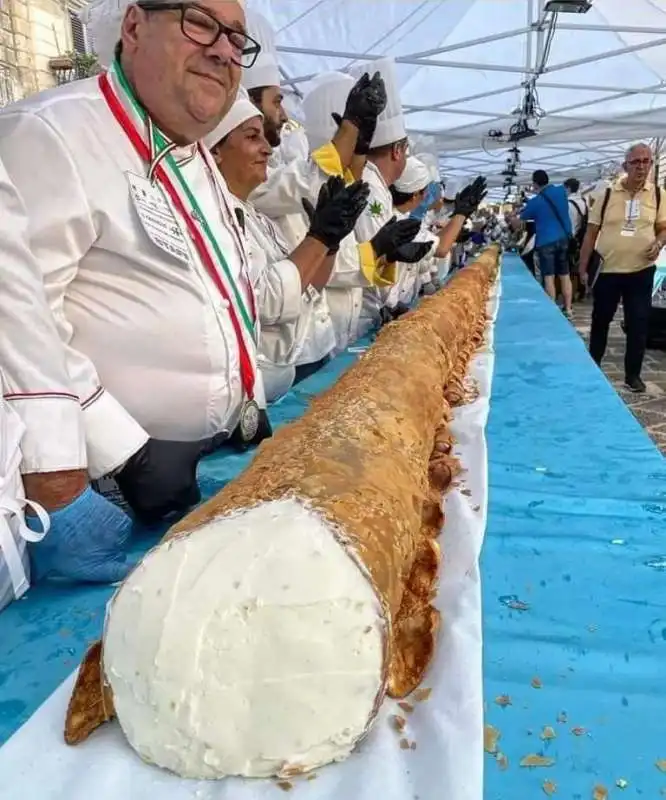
[
  {"left": 392, "top": 241, "right": 433, "bottom": 263},
  {"left": 379, "top": 306, "right": 394, "bottom": 326},
  {"left": 302, "top": 176, "right": 370, "bottom": 252},
  {"left": 453, "top": 176, "right": 488, "bottom": 219},
  {"left": 332, "top": 111, "right": 378, "bottom": 156},
  {"left": 343, "top": 71, "right": 387, "bottom": 131},
  {"left": 116, "top": 439, "right": 204, "bottom": 525},
  {"left": 370, "top": 216, "right": 420, "bottom": 262},
  {"left": 391, "top": 303, "right": 411, "bottom": 319}
]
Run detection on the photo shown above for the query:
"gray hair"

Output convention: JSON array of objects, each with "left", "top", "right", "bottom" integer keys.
[{"left": 625, "top": 142, "right": 652, "bottom": 161}]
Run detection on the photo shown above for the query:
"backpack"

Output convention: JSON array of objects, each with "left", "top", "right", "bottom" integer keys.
[{"left": 569, "top": 198, "right": 588, "bottom": 246}]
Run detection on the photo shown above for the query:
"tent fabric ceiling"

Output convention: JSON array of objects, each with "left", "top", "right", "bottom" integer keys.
[{"left": 250, "top": 0, "right": 666, "bottom": 186}]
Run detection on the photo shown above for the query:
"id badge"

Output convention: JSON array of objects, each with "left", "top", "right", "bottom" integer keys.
[{"left": 126, "top": 172, "right": 192, "bottom": 265}]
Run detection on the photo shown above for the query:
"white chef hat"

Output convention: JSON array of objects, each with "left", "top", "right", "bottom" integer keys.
[
  {"left": 203, "top": 86, "right": 262, "bottom": 150},
  {"left": 81, "top": 0, "right": 245, "bottom": 69},
  {"left": 415, "top": 152, "right": 440, "bottom": 183},
  {"left": 302, "top": 71, "right": 355, "bottom": 152},
  {"left": 242, "top": 10, "right": 280, "bottom": 91},
  {"left": 348, "top": 57, "right": 406, "bottom": 149},
  {"left": 393, "top": 157, "right": 431, "bottom": 194}
]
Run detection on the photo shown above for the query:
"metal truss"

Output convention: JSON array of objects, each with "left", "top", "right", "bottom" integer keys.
[{"left": 274, "top": 0, "right": 666, "bottom": 175}]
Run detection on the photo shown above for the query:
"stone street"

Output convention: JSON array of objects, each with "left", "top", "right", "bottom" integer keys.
[{"left": 570, "top": 298, "right": 666, "bottom": 455}]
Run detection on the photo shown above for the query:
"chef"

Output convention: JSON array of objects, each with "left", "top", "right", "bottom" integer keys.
[
  {"left": 0, "top": 0, "right": 269, "bottom": 583},
  {"left": 204, "top": 89, "right": 370, "bottom": 399},
  {"left": 241, "top": 10, "right": 288, "bottom": 150},
  {"left": 302, "top": 72, "right": 429, "bottom": 343},
  {"left": 390, "top": 159, "right": 487, "bottom": 304}
]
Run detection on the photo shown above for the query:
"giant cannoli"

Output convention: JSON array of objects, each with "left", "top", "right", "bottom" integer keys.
[{"left": 64, "top": 247, "right": 499, "bottom": 781}]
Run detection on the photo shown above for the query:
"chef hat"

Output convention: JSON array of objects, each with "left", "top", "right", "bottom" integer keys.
[
  {"left": 302, "top": 71, "right": 355, "bottom": 152},
  {"left": 81, "top": 0, "right": 245, "bottom": 69},
  {"left": 393, "top": 157, "right": 431, "bottom": 194},
  {"left": 415, "top": 152, "right": 440, "bottom": 183},
  {"left": 203, "top": 86, "right": 262, "bottom": 150},
  {"left": 242, "top": 10, "right": 280, "bottom": 91},
  {"left": 348, "top": 57, "right": 406, "bottom": 149}
]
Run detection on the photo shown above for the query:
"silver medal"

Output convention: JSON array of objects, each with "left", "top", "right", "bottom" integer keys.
[{"left": 239, "top": 400, "right": 260, "bottom": 442}]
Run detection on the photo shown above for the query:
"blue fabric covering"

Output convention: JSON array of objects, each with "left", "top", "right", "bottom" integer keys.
[
  {"left": 1, "top": 259, "right": 665, "bottom": 800},
  {"left": 484, "top": 256, "right": 666, "bottom": 798},
  {"left": 520, "top": 184, "right": 572, "bottom": 247}
]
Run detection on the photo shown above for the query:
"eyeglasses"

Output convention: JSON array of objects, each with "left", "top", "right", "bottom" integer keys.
[
  {"left": 627, "top": 158, "right": 652, "bottom": 167},
  {"left": 137, "top": 2, "right": 261, "bottom": 68}
]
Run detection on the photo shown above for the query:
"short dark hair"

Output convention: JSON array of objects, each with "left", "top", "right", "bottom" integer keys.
[
  {"left": 532, "top": 169, "right": 549, "bottom": 188},
  {"left": 564, "top": 177, "right": 580, "bottom": 193},
  {"left": 247, "top": 86, "right": 268, "bottom": 109},
  {"left": 389, "top": 186, "right": 417, "bottom": 207}
]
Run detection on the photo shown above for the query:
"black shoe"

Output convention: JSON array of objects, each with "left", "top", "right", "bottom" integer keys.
[{"left": 624, "top": 376, "right": 646, "bottom": 393}]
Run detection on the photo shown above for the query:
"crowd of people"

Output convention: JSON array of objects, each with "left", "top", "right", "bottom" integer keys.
[
  {"left": 510, "top": 144, "right": 666, "bottom": 394},
  {"left": 0, "top": 0, "right": 491, "bottom": 610}
]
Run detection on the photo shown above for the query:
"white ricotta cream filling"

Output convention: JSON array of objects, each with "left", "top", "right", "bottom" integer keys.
[{"left": 103, "top": 497, "right": 386, "bottom": 780}]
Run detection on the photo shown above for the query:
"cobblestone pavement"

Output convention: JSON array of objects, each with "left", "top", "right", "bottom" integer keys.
[{"left": 570, "top": 298, "right": 666, "bottom": 455}]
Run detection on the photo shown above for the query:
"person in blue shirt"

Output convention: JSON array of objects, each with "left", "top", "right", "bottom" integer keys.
[{"left": 520, "top": 169, "right": 573, "bottom": 316}]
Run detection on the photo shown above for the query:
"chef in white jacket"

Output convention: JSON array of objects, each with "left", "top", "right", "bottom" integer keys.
[
  {"left": 241, "top": 10, "right": 288, "bottom": 149},
  {"left": 389, "top": 159, "right": 484, "bottom": 305},
  {"left": 204, "top": 89, "right": 369, "bottom": 399},
  {"left": 0, "top": 0, "right": 274, "bottom": 582},
  {"left": 350, "top": 58, "right": 410, "bottom": 325}
]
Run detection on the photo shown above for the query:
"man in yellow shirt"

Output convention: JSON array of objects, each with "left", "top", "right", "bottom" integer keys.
[{"left": 579, "top": 143, "right": 666, "bottom": 393}]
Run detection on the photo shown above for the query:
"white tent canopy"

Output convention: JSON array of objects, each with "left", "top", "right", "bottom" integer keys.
[{"left": 251, "top": 0, "right": 666, "bottom": 190}]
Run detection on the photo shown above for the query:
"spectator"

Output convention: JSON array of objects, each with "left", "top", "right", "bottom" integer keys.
[
  {"left": 564, "top": 177, "right": 589, "bottom": 300},
  {"left": 520, "top": 169, "right": 573, "bottom": 317},
  {"left": 579, "top": 142, "right": 666, "bottom": 393}
]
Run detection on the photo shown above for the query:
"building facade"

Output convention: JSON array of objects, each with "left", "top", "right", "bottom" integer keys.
[{"left": 0, "top": 0, "right": 90, "bottom": 106}]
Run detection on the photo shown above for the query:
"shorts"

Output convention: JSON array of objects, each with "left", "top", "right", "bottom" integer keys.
[{"left": 536, "top": 237, "right": 569, "bottom": 278}]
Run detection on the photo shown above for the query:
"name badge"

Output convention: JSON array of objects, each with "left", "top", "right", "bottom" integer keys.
[{"left": 126, "top": 172, "right": 192, "bottom": 265}]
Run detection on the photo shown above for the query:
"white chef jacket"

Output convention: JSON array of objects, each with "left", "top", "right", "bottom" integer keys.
[
  {"left": 354, "top": 161, "right": 396, "bottom": 328},
  {"left": 251, "top": 145, "right": 393, "bottom": 353},
  {"left": 237, "top": 198, "right": 304, "bottom": 401},
  {"left": 386, "top": 212, "right": 438, "bottom": 308},
  {"left": 0, "top": 159, "right": 88, "bottom": 474},
  {"left": 0, "top": 77, "right": 266, "bottom": 479}
]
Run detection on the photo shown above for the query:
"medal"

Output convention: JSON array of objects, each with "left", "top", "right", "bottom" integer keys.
[{"left": 239, "top": 400, "right": 260, "bottom": 442}]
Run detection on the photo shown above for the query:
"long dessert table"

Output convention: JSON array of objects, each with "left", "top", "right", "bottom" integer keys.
[{"left": 0, "top": 254, "right": 664, "bottom": 799}]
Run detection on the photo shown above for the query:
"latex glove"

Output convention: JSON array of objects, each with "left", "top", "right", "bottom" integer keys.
[
  {"left": 342, "top": 72, "right": 387, "bottom": 135},
  {"left": 370, "top": 216, "right": 421, "bottom": 262},
  {"left": 379, "top": 306, "right": 394, "bottom": 326},
  {"left": 27, "top": 487, "right": 135, "bottom": 583},
  {"left": 116, "top": 438, "right": 204, "bottom": 525},
  {"left": 302, "top": 176, "right": 370, "bottom": 252},
  {"left": 391, "top": 303, "right": 411, "bottom": 319},
  {"left": 392, "top": 241, "right": 433, "bottom": 264},
  {"left": 453, "top": 176, "right": 488, "bottom": 219}
]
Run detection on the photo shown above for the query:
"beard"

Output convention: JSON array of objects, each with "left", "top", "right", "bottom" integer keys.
[{"left": 263, "top": 117, "right": 282, "bottom": 148}]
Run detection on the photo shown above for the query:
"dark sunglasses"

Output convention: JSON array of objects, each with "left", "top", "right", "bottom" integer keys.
[{"left": 137, "top": 2, "right": 261, "bottom": 68}]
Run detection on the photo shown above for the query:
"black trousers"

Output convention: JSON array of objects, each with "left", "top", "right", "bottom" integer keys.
[
  {"left": 589, "top": 265, "right": 655, "bottom": 380},
  {"left": 520, "top": 251, "right": 536, "bottom": 277}
]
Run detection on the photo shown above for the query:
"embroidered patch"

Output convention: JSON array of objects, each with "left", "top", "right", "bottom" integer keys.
[{"left": 369, "top": 200, "right": 384, "bottom": 217}]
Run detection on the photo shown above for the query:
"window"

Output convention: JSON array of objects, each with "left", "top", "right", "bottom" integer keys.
[{"left": 69, "top": 10, "right": 89, "bottom": 55}]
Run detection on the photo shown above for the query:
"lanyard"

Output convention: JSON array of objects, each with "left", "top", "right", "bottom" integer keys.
[{"left": 99, "top": 64, "right": 257, "bottom": 400}]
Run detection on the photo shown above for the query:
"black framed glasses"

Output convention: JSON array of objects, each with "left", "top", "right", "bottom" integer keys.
[{"left": 137, "top": 2, "right": 261, "bottom": 67}]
